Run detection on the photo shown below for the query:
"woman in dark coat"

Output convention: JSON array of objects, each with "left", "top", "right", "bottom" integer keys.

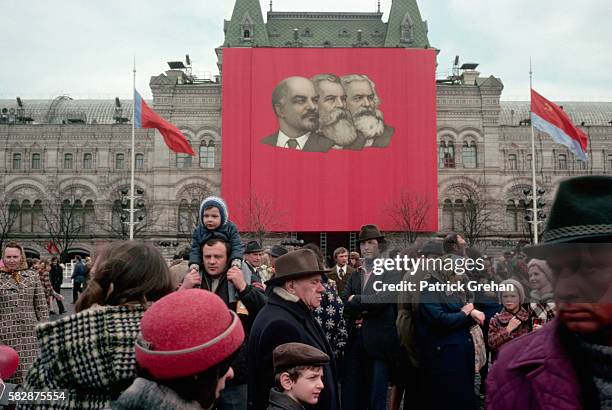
[{"left": 417, "top": 261, "right": 483, "bottom": 410}]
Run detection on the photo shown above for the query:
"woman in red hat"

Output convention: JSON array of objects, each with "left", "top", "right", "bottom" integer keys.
[{"left": 113, "top": 289, "right": 245, "bottom": 410}]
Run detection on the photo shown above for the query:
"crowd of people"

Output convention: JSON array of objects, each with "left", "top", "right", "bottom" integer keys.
[{"left": 0, "top": 175, "right": 611, "bottom": 409}]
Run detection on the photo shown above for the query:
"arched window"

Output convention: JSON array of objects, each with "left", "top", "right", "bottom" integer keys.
[
  {"left": 73, "top": 200, "right": 84, "bottom": 232},
  {"left": 13, "top": 153, "right": 22, "bottom": 169},
  {"left": 84, "top": 200, "right": 95, "bottom": 231},
  {"left": 506, "top": 200, "right": 518, "bottom": 232},
  {"left": 462, "top": 141, "right": 477, "bottom": 168},
  {"left": 178, "top": 199, "right": 190, "bottom": 232},
  {"left": 115, "top": 153, "right": 125, "bottom": 169},
  {"left": 83, "top": 153, "right": 93, "bottom": 169},
  {"left": 21, "top": 200, "right": 32, "bottom": 233},
  {"left": 64, "top": 153, "right": 73, "bottom": 169},
  {"left": 558, "top": 154, "right": 567, "bottom": 170},
  {"left": 241, "top": 14, "right": 253, "bottom": 40},
  {"left": 526, "top": 154, "right": 532, "bottom": 170},
  {"left": 442, "top": 199, "right": 453, "bottom": 231},
  {"left": 454, "top": 199, "right": 466, "bottom": 229},
  {"left": 176, "top": 141, "right": 192, "bottom": 169},
  {"left": 112, "top": 199, "right": 124, "bottom": 233},
  {"left": 32, "top": 200, "right": 43, "bottom": 232},
  {"left": 9, "top": 200, "right": 19, "bottom": 233},
  {"left": 400, "top": 12, "right": 414, "bottom": 43},
  {"left": 135, "top": 153, "right": 144, "bottom": 169},
  {"left": 199, "top": 140, "right": 215, "bottom": 169},
  {"left": 508, "top": 154, "right": 517, "bottom": 170},
  {"left": 31, "top": 153, "right": 41, "bottom": 169},
  {"left": 438, "top": 141, "right": 455, "bottom": 168}
]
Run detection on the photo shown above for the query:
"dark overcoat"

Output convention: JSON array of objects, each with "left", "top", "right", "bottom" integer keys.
[
  {"left": 248, "top": 291, "right": 339, "bottom": 410},
  {"left": 340, "top": 268, "right": 401, "bottom": 362},
  {"left": 417, "top": 275, "right": 477, "bottom": 410}
]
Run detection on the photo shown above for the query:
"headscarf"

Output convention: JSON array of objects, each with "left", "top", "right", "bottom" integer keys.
[{"left": 1, "top": 243, "right": 29, "bottom": 283}]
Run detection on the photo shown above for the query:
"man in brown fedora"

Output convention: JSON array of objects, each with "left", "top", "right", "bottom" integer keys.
[
  {"left": 487, "top": 176, "right": 612, "bottom": 410},
  {"left": 340, "top": 224, "right": 401, "bottom": 410},
  {"left": 248, "top": 249, "right": 339, "bottom": 410}
]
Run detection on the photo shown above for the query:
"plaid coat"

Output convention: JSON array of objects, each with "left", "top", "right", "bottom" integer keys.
[
  {"left": 0, "top": 269, "right": 49, "bottom": 385},
  {"left": 20, "top": 304, "right": 148, "bottom": 409}
]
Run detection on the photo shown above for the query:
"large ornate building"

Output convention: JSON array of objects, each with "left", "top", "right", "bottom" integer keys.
[{"left": 1, "top": 0, "right": 611, "bottom": 259}]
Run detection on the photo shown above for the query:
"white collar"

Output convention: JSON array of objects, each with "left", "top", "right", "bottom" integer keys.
[{"left": 277, "top": 130, "right": 310, "bottom": 150}]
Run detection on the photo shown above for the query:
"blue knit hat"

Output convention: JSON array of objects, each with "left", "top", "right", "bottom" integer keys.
[{"left": 199, "top": 196, "right": 229, "bottom": 228}]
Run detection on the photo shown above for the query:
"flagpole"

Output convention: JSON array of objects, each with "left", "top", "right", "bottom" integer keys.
[
  {"left": 529, "top": 58, "right": 539, "bottom": 244},
  {"left": 130, "top": 58, "right": 136, "bottom": 240}
]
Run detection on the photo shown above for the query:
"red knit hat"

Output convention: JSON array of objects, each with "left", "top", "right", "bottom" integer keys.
[{"left": 135, "top": 289, "right": 244, "bottom": 380}]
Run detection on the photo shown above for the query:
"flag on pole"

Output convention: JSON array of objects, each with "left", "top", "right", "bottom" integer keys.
[
  {"left": 134, "top": 90, "right": 195, "bottom": 155},
  {"left": 530, "top": 89, "right": 588, "bottom": 162}
]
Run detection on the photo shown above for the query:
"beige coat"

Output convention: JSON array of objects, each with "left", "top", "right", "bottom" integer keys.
[{"left": 0, "top": 269, "right": 49, "bottom": 384}]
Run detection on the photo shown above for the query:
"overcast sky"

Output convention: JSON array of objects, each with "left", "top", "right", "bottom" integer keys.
[{"left": 1, "top": 0, "right": 610, "bottom": 101}]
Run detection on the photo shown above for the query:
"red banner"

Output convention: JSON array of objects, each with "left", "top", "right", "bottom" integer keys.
[{"left": 221, "top": 48, "right": 437, "bottom": 232}]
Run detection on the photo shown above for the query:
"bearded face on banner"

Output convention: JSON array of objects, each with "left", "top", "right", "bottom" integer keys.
[
  {"left": 351, "top": 105, "right": 385, "bottom": 140},
  {"left": 342, "top": 74, "right": 392, "bottom": 147},
  {"left": 311, "top": 74, "right": 358, "bottom": 147}
]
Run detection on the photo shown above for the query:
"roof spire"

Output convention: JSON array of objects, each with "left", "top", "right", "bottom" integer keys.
[
  {"left": 377, "top": 0, "right": 381, "bottom": 13},
  {"left": 270, "top": 0, "right": 273, "bottom": 12}
]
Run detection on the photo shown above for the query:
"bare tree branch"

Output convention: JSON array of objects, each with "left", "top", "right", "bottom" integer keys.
[
  {"left": 447, "top": 178, "right": 497, "bottom": 248},
  {"left": 385, "top": 191, "right": 432, "bottom": 247},
  {"left": 240, "top": 194, "right": 286, "bottom": 245},
  {"left": 41, "top": 186, "right": 86, "bottom": 262},
  {"left": 0, "top": 196, "right": 19, "bottom": 251}
]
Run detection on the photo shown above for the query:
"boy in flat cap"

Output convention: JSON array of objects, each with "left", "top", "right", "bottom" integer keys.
[{"left": 268, "top": 342, "right": 330, "bottom": 410}]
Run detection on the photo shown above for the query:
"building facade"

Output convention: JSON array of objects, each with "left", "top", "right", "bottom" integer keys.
[{"left": 1, "top": 0, "right": 611, "bottom": 259}]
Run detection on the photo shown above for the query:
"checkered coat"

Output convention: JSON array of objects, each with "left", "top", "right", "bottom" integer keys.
[
  {"left": 0, "top": 269, "right": 49, "bottom": 385},
  {"left": 20, "top": 304, "right": 148, "bottom": 409}
]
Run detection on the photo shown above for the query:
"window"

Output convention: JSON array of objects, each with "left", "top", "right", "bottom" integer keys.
[
  {"left": 31, "top": 153, "right": 41, "bottom": 169},
  {"left": 526, "top": 154, "right": 532, "bottom": 170},
  {"left": 115, "top": 153, "right": 125, "bottom": 169},
  {"left": 577, "top": 159, "right": 586, "bottom": 170},
  {"left": 558, "top": 154, "right": 567, "bottom": 170},
  {"left": 608, "top": 154, "right": 612, "bottom": 171},
  {"left": 243, "top": 29, "right": 250, "bottom": 39},
  {"left": 462, "top": 141, "right": 477, "bottom": 168},
  {"left": 438, "top": 142, "right": 455, "bottom": 168},
  {"left": 176, "top": 141, "right": 192, "bottom": 168},
  {"left": 32, "top": 200, "right": 43, "bottom": 232},
  {"left": 83, "top": 153, "right": 92, "bottom": 169},
  {"left": 12, "top": 153, "right": 22, "bottom": 169},
  {"left": 64, "top": 153, "right": 73, "bottom": 169},
  {"left": 135, "top": 153, "right": 144, "bottom": 169},
  {"left": 199, "top": 141, "right": 215, "bottom": 169},
  {"left": 20, "top": 200, "right": 32, "bottom": 233},
  {"left": 508, "top": 154, "right": 517, "bottom": 170}
]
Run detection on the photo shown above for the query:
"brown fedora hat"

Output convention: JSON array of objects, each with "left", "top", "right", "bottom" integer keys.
[
  {"left": 265, "top": 249, "right": 330, "bottom": 286},
  {"left": 357, "top": 224, "right": 384, "bottom": 243}
]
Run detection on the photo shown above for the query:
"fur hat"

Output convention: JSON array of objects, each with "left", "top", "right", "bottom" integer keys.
[
  {"left": 499, "top": 278, "right": 526, "bottom": 304},
  {"left": 135, "top": 289, "right": 244, "bottom": 380},
  {"left": 199, "top": 196, "right": 229, "bottom": 228}
]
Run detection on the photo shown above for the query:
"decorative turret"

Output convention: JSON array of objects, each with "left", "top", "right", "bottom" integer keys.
[{"left": 384, "top": 0, "right": 430, "bottom": 48}]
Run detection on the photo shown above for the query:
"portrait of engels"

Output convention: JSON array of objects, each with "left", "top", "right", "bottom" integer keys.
[{"left": 260, "top": 74, "right": 394, "bottom": 152}]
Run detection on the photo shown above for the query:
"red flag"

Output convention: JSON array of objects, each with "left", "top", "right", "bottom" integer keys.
[
  {"left": 530, "top": 89, "right": 588, "bottom": 161},
  {"left": 45, "top": 241, "right": 59, "bottom": 255},
  {"left": 134, "top": 90, "right": 195, "bottom": 155}
]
